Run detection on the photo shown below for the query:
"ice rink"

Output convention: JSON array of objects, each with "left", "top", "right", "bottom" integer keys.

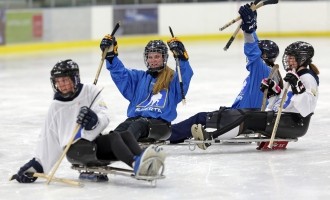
[{"left": 1, "top": 37, "right": 330, "bottom": 200}]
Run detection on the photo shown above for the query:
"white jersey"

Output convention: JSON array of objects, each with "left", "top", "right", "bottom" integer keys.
[
  {"left": 35, "top": 84, "right": 110, "bottom": 173},
  {"left": 266, "top": 71, "right": 319, "bottom": 117}
]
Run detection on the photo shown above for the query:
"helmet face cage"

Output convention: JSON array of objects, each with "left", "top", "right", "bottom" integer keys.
[
  {"left": 50, "top": 59, "right": 80, "bottom": 97},
  {"left": 282, "top": 41, "right": 314, "bottom": 71},
  {"left": 258, "top": 40, "right": 279, "bottom": 65},
  {"left": 143, "top": 40, "right": 169, "bottom": 72}
]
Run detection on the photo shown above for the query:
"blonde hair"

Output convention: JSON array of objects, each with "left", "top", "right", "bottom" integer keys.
[
  {"left": 309, "top": 63, "right": 320, "bottom": 75},
  {"left": 152, "top": 66, "right": 174, "bottom": 94}
]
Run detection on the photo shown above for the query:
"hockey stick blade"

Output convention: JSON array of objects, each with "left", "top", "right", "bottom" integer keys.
[{"left": 219, "top": 0, "right": 279, "bottom": 31}]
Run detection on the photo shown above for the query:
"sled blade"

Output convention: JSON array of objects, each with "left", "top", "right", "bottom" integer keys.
[{"left": 257, "top": 141, "right": 289, "bottom": 150}]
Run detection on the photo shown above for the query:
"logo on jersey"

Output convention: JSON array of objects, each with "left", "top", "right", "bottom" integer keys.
[{"left": 136, "top": 89, "right": 168, "bottom": 113}]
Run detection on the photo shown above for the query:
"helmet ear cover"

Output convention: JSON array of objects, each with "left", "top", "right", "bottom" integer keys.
[
  {"left": 282, "top": 41, "right": 314, "bottom": 71},
  {"left": 144, "top": 40, "right": 169, "bottom": 73},
  {"left": 50, "top": 59, "right": 80, "bottom": 98}
]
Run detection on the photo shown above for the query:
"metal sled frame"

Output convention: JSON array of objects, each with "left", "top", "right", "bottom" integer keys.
[
  {"left": 184, "top": 134, "right": 298, "bottom": 151},
  {"left": 67, "top": 140, "right": 165, "bottom": 186},
  {"left": 70, "top": 157, "right": 165, "bottom": 186}
]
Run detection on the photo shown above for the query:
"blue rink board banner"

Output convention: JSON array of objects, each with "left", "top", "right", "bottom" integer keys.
[{"left": 113, "top": 5, "right": 158, "bottom": 35}]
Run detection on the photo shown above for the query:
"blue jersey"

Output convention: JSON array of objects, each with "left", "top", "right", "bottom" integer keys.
[
  {"left": 106, "top": 57, "right": 193, "bottom": 122},
  {"left": 231, "top": 33, "right": 271, "bottom": 109}
]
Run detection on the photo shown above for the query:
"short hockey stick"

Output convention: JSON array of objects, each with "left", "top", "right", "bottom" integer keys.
[
  {"left": 219, "top": 0, "right": 279, "bottom": 31},
  {"left": 267, "top": 73, "right": 293, "bottom": 149},
  {"left": 9, "top": 172, "right": 83, "bottom": 187},
  {"left": 169, "top": 26, "right": 186, "bottom": 105},
  {"left": 94, "top": 21, "right": 121, "bottom": 85},
  {"left": 256, "top": 64, "right": 279, "bottom": 142},
  {"left": 223, "top": 0, "right": 261, "bottom": 51}
]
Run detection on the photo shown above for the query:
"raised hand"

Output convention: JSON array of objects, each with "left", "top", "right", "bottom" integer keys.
[
  {"left": 167, "top": 37, "right": 189, "bottom": 61},
  {"left": 239, "top": 3, "right": 257, "bottom": 34},
  {"left": 100, "top": 34, "right": 118, "bottom": 63}
]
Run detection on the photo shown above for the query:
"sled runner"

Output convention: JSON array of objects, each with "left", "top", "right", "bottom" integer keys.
[
  {"left": 184, "top": 134, "right": 298, "bottom": 151},
  {"left": 66, "top": 139, "right": 165, "bottom": 186}
]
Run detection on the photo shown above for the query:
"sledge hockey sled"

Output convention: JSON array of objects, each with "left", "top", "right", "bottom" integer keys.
[
  {"left": 184, "top": 134, "right": 298, "bottom": 151},
  {"left": 185, "top": 108, "right": 312, "bottom": 151},
  {"left": 66, "top": 139, "right": 165, "bottom": 185}
]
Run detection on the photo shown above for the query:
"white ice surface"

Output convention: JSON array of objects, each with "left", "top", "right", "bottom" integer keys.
[{"left": 1, "top": 38, "right": 330, "bottom": 200}]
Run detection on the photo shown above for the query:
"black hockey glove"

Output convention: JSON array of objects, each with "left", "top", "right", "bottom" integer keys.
[
  {"left": 284, "top": 71, "right": 306, "bottom": 94},
  {"left": 239, "top": 4, "right": 257, "bottom": 34},
  {"left": 260, "top": 78, "right": 282, "bottom": 98},
  {"left": 167, "top": 37, "right": 189, "bottom": 61},
  {"left": 13, "top": 158, "right": 44, "bottom": 183},
  {"left": 100, "top": 34, "right": 118, "bottom": 63},
  {"left": 77, "top": 106, "right": 99, "bottom": 130}
]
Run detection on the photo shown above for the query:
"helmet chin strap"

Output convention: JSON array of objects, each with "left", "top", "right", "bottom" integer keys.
[
  {"left": 58, "top": 86, "right": 78, "bottom": 99},
  {"left": 59, "top": 91, "right": 74, "bottom": 98}
]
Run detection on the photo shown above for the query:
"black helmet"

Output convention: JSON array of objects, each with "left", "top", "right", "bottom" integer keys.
[
  {"left": 50, "top": 59, "right": 80, "bottom": 98},
  {"left": 282, "top": 41, "right": 314, "bottom": 71},
  {"left": 258, "top": 40, "right": 279, "bottom": 66},
  {"left": 144, "top": 40, "right": 169, "bottom": 72}
]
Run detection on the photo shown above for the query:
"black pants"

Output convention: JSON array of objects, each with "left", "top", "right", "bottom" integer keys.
[
  {"left": 95, "top": 131, "right": 143, "bottom": 167},
  {"left": 114, "top": 117, "right": 150, "bottom": 140},
  {"left": 207, "top": 108, "right": 312, "bottom": 139},
  {"left": 114, "top": 117, "right": 171, "bottom": 141}
]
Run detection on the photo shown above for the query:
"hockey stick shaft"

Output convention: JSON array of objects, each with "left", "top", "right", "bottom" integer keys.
[
  {"left": 169, "top": 26, "right": 186, "bottom": 105},
  {"left": 9, "top": 173, "right": 82, "bottom": 187},
  {"left": 256, "top": 64, "right": 279, "bottom": 142},
  {"left": 46, "top": 88, "right": 104, "bottom": 185},
  {"left": 261, "top": 64, "right": 279, "bottom": 111},
  {"left": 34, "top": 173, "right": 83, "bottom": 187},
  {"left": 267, "top": 67, "right": 293, "bottom": 149},
  {"left": 93, "top": 21, "right": 121, "bottom": 85},
  {"left": 219, "top": 0, "right": 279, "bottom": 31}
]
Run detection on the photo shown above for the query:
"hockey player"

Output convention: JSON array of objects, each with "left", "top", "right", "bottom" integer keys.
[
  {"left": 100, "top": 35, "right": 193, "bottom": 142},
  {"left": 169, "top": 3, "right": 281, "bottom": 148},
  {"left": 12, "top": 59, "right": 165, "bottom": 183},
  {"left": 192, "top": 41, "right": 319, "bottom": 149}
]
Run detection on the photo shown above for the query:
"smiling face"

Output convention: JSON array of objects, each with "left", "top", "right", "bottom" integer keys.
[
  {"left": 146, "top": 52, "right": 164, "bottom": 69},
  {"left": 285, "top": 55, "right": 298, "bottom": 71},
  {"left": 143, "top": 40, "right": 168, "bottom": 73}
]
